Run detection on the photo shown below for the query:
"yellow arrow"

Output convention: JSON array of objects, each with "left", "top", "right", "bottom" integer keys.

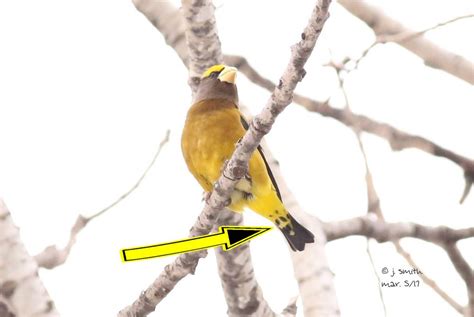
[{"left": 121, "top": 226, "right": 272, "bottom": 262}]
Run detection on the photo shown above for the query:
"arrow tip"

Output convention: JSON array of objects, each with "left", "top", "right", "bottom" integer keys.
[{"left": 222, "top": 226, "right": 272, "bottom": 251}]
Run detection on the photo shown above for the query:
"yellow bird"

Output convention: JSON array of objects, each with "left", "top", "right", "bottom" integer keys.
[{"left": 181, "top": 64, "right": 314, "bottom": 251}]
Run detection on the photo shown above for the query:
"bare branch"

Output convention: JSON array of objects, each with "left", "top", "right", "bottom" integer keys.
[
  {"left": 87, "top": 129, "right": 170, "bottom": 221},
  {"left": 0, "top": 200, "right": 60, "bottom": 317},
  {"left": 0, "top": 295, "right": 15, "bottom": 317},
  {"left": 331, "top": 51, "right": 466, "bottom": 314},
  {"left": 460, "top": 174, "right": 473, "bottom": 204},
  {"left": 344, "top": 14, "right": 474, "bottom": 75},
  {"left": 34, "top": 130, "right": 170, "bottom": 269},
  {"left": 281, "top": 296, "right": 298, "bottom": 317},
  {"left": 356, "top": 130, "right": 465, "bottom": 314},
  {"left": 181, "top": 0, "right": 223, "bottom": 94},
  {"left": 378, "top": 14, "right": 474, "bottom": 44},
  {"left": 214, "top": 210, "right": 276, "bottom": 317},
  {"left": 132, "top": 0, "right": 188, "bottom": 66},
  {"left": 365, "top": 240, "right": 387, "bottom": 316},
  {"left": 229, "top": 55, "right": 474, "bottom": 192},
  {"left": 329, "top": 56, "right": 390, "bottom": 316},
  {"left": 119, "top": 0, "right": 332, "bottom": 315},
  {"left": 323, "top": 216, "right": 474, "bottom": 244},
  {"left": 35, "top": 215, "right": 88, "bottom": 269},
  {"left": 394, "top": 243, "right": 464, "bottom": 314},
  {"left": 443, "top": 243, "right": 474, "bottom": 317},
  {"left": 337, "top": 0, "right": 474, "bottom": 85}
]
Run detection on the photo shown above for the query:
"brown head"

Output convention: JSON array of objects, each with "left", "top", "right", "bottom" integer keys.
[{"left": 194, "top": 65, "right": 239, "bottom": 105}]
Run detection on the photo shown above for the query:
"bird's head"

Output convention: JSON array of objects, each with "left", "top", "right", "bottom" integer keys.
[{"left": 194, "top": 64, "right": 238, "bottom": 104}]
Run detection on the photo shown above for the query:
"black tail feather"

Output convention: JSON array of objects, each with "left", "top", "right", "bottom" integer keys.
[{"left": 280, "top": 214, "right": 315, "bottom": 251}]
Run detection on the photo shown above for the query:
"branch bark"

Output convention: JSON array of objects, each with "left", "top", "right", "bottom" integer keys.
[
  {"left": 181, "top": 0, "right": 223, "bottom": 94},
  {"left": 121, "top": 0, "right": 332, "bottom": 316},
  {"left": 323, "top": 215, "right": 474, "bottom": 244},
  {"left": 0, "top": 200, "right": 60, "bottom": 317},
  {"left": 214, "top": 211, "right": 275, "bottom": 317},
  {"left": 132, "top": 0, "right": 188, "bottom": 65},
  {"left": 443, "top": 243, "right": 474, "bottom": 317},
  {"left": 337, "top": 0, "right": 474, "bottom": 85}
]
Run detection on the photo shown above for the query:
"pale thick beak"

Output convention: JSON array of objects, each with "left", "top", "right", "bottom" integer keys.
[{"left": 218, "top": 66, "right": 237, "bottom": 84}]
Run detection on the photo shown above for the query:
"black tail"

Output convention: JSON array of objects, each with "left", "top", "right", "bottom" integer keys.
[{"left": 280, "top": 214, "right": 315, "bottom": 251}]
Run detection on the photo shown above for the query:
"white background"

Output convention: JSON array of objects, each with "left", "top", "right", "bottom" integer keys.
[{"left": 0, "top": 0, "right": 473, "bottom": 316}]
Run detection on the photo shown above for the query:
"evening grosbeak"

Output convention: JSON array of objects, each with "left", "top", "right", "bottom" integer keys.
[{"left": 181, "top": 64, "right": 314, "bottom": 251}]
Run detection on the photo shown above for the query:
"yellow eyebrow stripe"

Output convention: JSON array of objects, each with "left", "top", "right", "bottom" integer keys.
[{"left": 201, "top": 64, "right": 225, "bottom": 78}]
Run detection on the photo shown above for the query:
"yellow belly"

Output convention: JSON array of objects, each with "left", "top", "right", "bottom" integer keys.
[{"left": 181, "top": 99, "right": 291, "bottom": 228}]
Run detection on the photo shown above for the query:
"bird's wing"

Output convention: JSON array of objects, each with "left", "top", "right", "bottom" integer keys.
[{"left": 238, "top": 112, "right": 283, "bottom": 202}]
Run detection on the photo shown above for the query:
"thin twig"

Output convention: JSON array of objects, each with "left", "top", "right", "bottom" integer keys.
[
  {"left": 337, "top": 0, "right": 474, "bottom": 85},
  {"left": 88, "top": 129, "right": 170, "bottom": 221},
  {"left": 357, "top": 132, "right": 387, "bottom": 317},
  {"left": 394, "top": 242, "right": 464, "bottom": 314},
  {"left": 346, "top": 14, "right": 474, "bottom": 76},
  {"left": 35, "top": 130, "right": 170, "bottom": 269},
  {"left": 357, "top": 133, "right": 464, "bottom": 314},
  {"left": 365, "top": 239, "right": 387, "bottom": 316},
  {"left": 330, "top": 54, "right": 389, "bottom": 316},
  {"left": 379, "top": 14, "right": 474, "bottom": 44},
  {"left": 443, "top": 243, "right": 474, "bottom": 317}
]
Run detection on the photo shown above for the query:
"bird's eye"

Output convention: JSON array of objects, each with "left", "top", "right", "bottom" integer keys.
[{"left": 209, "top": 71, "right": 220, "bottom": 79}]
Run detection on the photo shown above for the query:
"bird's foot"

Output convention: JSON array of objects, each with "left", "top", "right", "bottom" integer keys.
[{"left": 242, "top": 191, "right": 253, "bottom": 200}]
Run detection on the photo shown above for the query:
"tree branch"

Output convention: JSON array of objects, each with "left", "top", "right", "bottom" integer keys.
[
  {"left": 377, "top": 14, "right": 474, "bottom": 44},
  {"left": 227, "top": 54, "right": 474, "bottom": 199},
  {"left": 0, "top": 200, "right": 60, "bottom": 317},
  {"left": 132, "top": 0, "right": 188, "bottom": 66},
  {"left": 181, "top": 0, "right": 223, "bottom": 94},
  {"left": 134, "top": 1, "right": 474, "bottom": 204},
  {"left": 333, "top": 51, "right": 465, "bottom": 315},
  {"left": 323, "top": 216, "right": 474, "bottom": 244},
  {"left": 281, "top": 296, "right": 298, "bottom": 317},
  {"left": 443, "top": 243, "right": 474, "bottom": 317},
  {"left": 0, "top": 294, "right": 15, "bottom": 317},
  {"left": 120, "top": 0, "right": 332, "bottom": 315},
  {"left": 337, "top": 0, "right": 474, "bottom": 85},
  {"left": 214, "top": 211, "right": 275, "bottom": 317}
]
